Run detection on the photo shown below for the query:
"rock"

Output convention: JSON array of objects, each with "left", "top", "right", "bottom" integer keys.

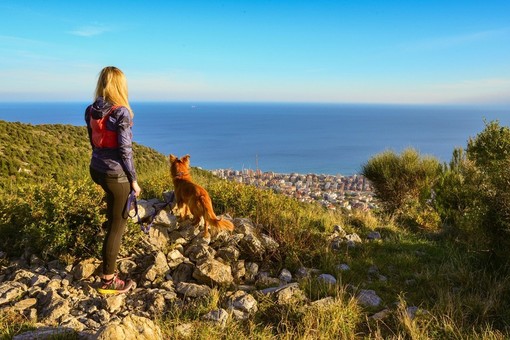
[
  {"left": 330, "top": 238, "right": 344, "bottom": 251},
  {"left": 95, "top": 314, "right": 163, "bottom": 340},
  {"left": 367, "top": 231, "right": 382, "bottom": 240},
  {"left": 153, "top": 251, "right": 170, "bottom": 275},
  {"left": 153, "top": 209, "right": 177, "bottom": 228},
  {"left": 317, "top": 274, "right": 337, "bottom": 285},
  {"left": 12, "top": 269, "right": 36, "bottom": 285},
  {"left": 45, "top": 278, "right": 62, "bottom": 290},
  {"left": 172, "top": 262, "right": 195, "bottom": 283},
  {"left": 12, "top": 297, "right": 37, "bottom": 311},
  {"left": 310, "top": 296, "right": 335, "bottom": 308},
  {"left": 406, "top": 306, "right": 429, "bottom": 319},
  {"left": 231, "top": 260, "right": 246, "bottom": 283},
  {"left": 337, "top": 264, "right": 350, "bottom": 271},
  {"left": 61, "top": 317, "right": 87, "bottom": 332},
  {"left": 42, "top": 297, "right": 70, "bottom": 323},
  {"left": 202, "top": 308, "right": 229, "bottom": 327},
  {"left": 143, "top": 265, "right": 158, "bottom": 283},
  {"left": 273, "top": 283, "right": 307, "bottom": 305},
  {"left": 24, "top": 308, "right": 38, "bottom": 322},
  {"left": 193, "top": 258, "right": 234, "bottom": 287},
  {"left": 333, "top": 225, "right": 347, "bottom": 237},
  {"left": 167, "top": 249, "right": 185, "bottom": 268},
  {"left": 84, "top": 317, "right": 102, "bottom": 330},
  {"left": 244, "top": 262, "right": 259, "bottom": 283},
  {"left": 177, "top": 221, "right": 200, "bottom": 241},
  {"left": 73, "top": 258, "right": 99, "bottom": 281},
  {"left": 0, "top": 281, "right": 28, "bottom": 306},
  {"left": 1, "top": 196, "right": 374, "bottom": 337},
  {"left": 239, "top": 233, "right": 265, "bottom": 260},
  {"left": 216, "top": 246, "right": 240, "bottom": 263},
  {"left": 93, "top": 309, "right": 111, "bottom": 324},
  {"left": 233, "top": 218, "right": 257, "bottom": 235},
  {"left": 184, "top": 243, "right": 215, "bottom": 262},
  {"left": 132, "top": 199, "right": 156, "bottom": 221},
  {"left": 357, "top": 289, "right": 382, "bottom": 307},
  {"left": 225, "top": 290, "right": 258, "bottom": 320},
  {"left": 370, "top": 308, "right": 391, "bottom": 320},
  {"left": 345, "top": 233, "right": 362, "bottom": 246},
  {"left": 260, "top": 234, "right": 279, "bottom": 253},
  {"left": 255, "top": 272, "right": 280, "bottom": 289},
  {"left": 175, "top": 282, "right": 212, "bottom": 298},
  {"left": 13, "top": 327, "right": 76, "bottom": 340},
  {"left": 104, "top": 294, "right": 125, "bottom": 314},
  {"left": 278, "top": 269, "right": 292, "bottom": 283},
  {"left": 118, "top": 260, "right": 137, "bottom": 275},
  {"left": 148, "top": 226, "right": 171, "bottom": 250},
  {"left": 160, "top": 280, "right": 174, "bottom": 291},
  {"left": 295, "top": 267, "right": 320, "bottom": 280},
  {"left": 29, "top": 274, "right": 50, "bottom": 289},
  {"left": 175, "top": 323, "right": 194, "bottom": 338}
]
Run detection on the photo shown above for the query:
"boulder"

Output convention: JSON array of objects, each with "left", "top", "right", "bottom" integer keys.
[
  {"left": 95, "top": 314, "right": 162, "bottom": 340},
  {"left": 357, "top": 289, "right": 382, "bottom": 307},
  {"left": 193, "top": 258, "right": 234, "bottom": 287}
]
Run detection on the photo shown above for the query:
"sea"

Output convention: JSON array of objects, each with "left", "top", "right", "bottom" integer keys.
[{"left": 0, "top": 102, "right": 508, "bottom": 175}]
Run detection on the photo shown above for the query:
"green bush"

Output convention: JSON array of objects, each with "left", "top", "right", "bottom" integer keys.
[
  {"left": 0, "top": 178, "right": 106, "bottom": 261},
  {"left": 435, "top": 121, "right": 510, "bottom": 263},
  {"left": 361, "top": 148, "right": 442, "bottom": 229}
]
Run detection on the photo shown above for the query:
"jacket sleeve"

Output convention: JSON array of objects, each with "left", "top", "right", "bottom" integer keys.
[
  {"left": 115, "top": 107, "right": 138, "bottom": 183},
  {"left": 84, "top": 106, "right": 94, "bottom": 147}
]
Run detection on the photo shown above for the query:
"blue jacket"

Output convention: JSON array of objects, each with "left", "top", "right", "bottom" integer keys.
[{"left": 85, "top": 97, "right": 137, "bottom": 183}]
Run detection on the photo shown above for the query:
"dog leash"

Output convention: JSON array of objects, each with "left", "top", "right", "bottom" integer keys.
[{"left": 127, "top": 190, "right": 175, "bottom": 234}]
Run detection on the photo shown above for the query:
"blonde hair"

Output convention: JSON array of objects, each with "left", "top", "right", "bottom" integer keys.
[{"left": 95, "top": 66, "right": 133, "bottom": 117}]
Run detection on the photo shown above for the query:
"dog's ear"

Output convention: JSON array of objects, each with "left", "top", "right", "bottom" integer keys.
[
  {"left": 169, "top": 154, "right": 177, "bottom": 163},
  {"left": 182, "top": 154, "right": 190, "bottom": 165}
]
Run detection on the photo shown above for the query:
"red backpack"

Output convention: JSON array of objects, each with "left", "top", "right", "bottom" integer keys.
[{"left": 90, "top": 105, "right": 122, "bottom": 148}]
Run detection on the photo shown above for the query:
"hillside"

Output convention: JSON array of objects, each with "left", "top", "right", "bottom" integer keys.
[
  {"left": 1, "top": 120, "right": 510, "bottom": 339},
  {"left": 0, "top": 119, "right": 168, "bottom": 189}
]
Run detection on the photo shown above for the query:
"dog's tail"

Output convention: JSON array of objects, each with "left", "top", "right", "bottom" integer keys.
[
  {"left": 198, "top": 195, "right": 234, "bottom": 232},
  {"left": 209, "top": 216, "right": 235, "bottom": 231}
]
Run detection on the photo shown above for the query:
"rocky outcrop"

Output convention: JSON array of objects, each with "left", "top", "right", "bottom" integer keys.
[{"left": 0, "top": 196, "right": 402, "bottom": 338}]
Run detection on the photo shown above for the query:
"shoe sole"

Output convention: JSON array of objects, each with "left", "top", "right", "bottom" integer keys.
[{"left": 97, "top": 279, "right": 134, "bottom": 295}]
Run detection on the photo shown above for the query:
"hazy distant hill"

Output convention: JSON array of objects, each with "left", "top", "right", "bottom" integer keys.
[{"left": 0, "top": 120, "right": 167, "bottom": 188}]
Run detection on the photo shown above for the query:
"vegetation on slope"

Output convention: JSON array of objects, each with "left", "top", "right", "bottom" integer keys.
[
  {"left": 0, "top": 120, "right": 167, "bottom": 191},
  {"left": 1, "top": 119, "right": 510, "bottom": 339}
]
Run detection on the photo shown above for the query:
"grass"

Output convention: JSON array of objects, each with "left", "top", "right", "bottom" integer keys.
[
  {"left": 2, "top": 158, "right": 510, "bottom": 338},
  {"left": 0, "top": 310, "right": 35, "bottom": 339}
]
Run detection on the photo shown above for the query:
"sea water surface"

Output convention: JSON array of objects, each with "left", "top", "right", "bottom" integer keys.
[{"left": 0, "top": 102, "right": 508, "bottom": 175}]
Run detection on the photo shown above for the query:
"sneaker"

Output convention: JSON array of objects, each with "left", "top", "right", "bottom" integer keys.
[{"left": 97, "top": 274, "right": 134, "bottom": 295}]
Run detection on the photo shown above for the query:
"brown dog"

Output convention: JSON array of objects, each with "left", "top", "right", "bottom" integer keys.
[{"left": 169, "top": 154, "right": 234, "bottom": 238}]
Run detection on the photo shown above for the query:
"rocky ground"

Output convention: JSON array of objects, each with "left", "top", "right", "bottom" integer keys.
[{"left": 0, "top": 195, "right": 423, "bottom": 339}]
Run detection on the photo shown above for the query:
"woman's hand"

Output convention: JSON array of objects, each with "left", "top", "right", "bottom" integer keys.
[{"left": 132, "top": 181, "right": 141, "bottom": 197}]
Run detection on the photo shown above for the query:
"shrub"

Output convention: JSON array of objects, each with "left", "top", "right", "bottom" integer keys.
[
  {"left": 466, "top": 122, "right": 510, "bottom": 253},
  {"left": 433, "top": 121, "right": 510, "bottom": 264},
  {"left": 361, "top": 148, "right": 442, "bottom": 229},
  {"left": 0, "top": 178, "right": 106, "bottom": 261}
]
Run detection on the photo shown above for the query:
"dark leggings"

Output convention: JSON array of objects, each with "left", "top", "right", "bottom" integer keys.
[{"left": 90, "top": 167, "right": 131, "bottom": 275}]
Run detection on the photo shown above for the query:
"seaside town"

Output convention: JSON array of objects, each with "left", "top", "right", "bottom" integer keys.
[{"left": 211, "top": 168, "right": 378, "bottom": 211}]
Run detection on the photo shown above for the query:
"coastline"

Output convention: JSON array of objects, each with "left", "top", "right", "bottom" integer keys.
[{"left": 212, "top": 168, "right": 377, "bottom": 210}]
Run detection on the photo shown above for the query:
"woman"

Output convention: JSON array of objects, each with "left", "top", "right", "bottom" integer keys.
[{"left": 85, "top": 66, "right": 141, "bottom": 294}]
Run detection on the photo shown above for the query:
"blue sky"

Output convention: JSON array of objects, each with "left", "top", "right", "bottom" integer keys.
[{"left": 1, "top": 1, "right": 509, "bottom": 104}]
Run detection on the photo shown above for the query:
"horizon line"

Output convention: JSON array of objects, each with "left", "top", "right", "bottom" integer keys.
[{"left": 0, "top": 99, "right": 508, "bottom": 108}]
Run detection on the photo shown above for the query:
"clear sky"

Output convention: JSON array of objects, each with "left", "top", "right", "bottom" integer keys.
[{"left": 1, "top": 1, "right": 509, "bottom": 105}]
